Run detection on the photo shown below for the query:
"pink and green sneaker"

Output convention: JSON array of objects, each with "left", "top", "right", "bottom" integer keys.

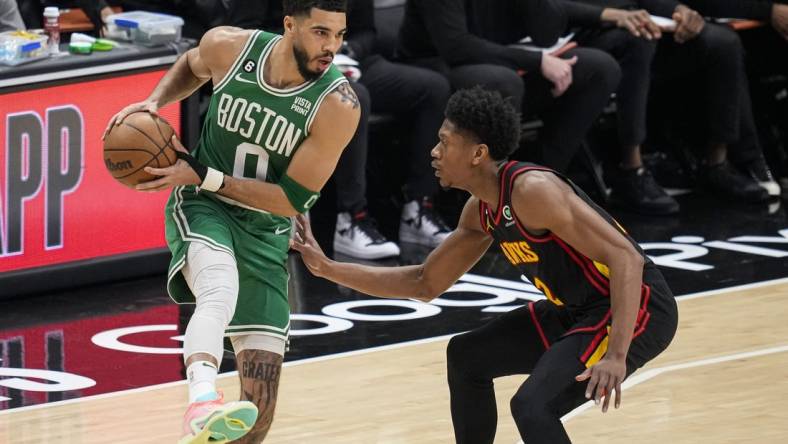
[{"left": 178, "top": 391, "right": 258, "bottom": 444}]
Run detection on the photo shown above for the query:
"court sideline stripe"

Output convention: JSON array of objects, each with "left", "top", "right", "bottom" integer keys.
[
  {"left": 2, "top": 276, "right": 787, "bottom": 416},
  {"left": 561, "top": 343, "right": 788, "bottom": 422},
  {"left": 510, "top": 343, "right": 788, "bottom": 444}
]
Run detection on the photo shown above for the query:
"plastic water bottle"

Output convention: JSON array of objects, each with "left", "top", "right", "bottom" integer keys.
[{"left": 43, "top": 7, "right": 60, "bottom": 55}]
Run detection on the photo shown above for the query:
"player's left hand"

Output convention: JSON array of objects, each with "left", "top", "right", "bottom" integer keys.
[
  {"left": 575, "top": 356, "right": 627, "bottom": 413},
  {"left": 136, "top": 136, "right": 201, "bottom": 192}
]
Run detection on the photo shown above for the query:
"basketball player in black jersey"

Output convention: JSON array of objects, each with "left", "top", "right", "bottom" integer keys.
[{"left": 292, "top": 86, "right": 679, "bottom": 444}]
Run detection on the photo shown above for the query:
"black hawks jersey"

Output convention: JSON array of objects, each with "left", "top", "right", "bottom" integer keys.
[{"left": 479, "top": 161, "right": 663, "bottom": 336}]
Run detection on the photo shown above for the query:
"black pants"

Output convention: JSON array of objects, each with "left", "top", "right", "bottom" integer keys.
[
  {"left": 577, "top": 28, "right": 657, "bottom": 150},
  {"left": 447, "top": 273, "right": 678, "bottom": 444},
  {"left": 736, "top": 26, "right": 788, "bottom": 169},
  {"left": 334, "top": 81, "right": 371, "bottom": 213},
  {"left": 333, "top": 57, "right": 451, "bottom": 212},
  {"left": 652, "top": 23, "right": 763, "bottom": 164},
  {"left": 406, "top": 48, "right": 621, "bottom": 172}
]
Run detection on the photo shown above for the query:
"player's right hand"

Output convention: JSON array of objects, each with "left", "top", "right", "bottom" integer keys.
[
  {"left": 136, "top": 136, "right": 202, "bottom": 192},
  {"left": 540, "top": 53, "right": 577, "bottom": 97},
  {"left": 576, "top": 356, "right": 626, "bottom": 413},
  {"left": 291, "top": 214, "right": 330, "bottom": 278},
  {"left": 102, "top": 100, "right": 159, "bottom": 140}
]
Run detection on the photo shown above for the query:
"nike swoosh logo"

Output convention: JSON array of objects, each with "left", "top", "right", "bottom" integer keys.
[
  {"left": 275, "top": 226, "right": 290, "bottom": 235},
  {"left": 235, "top": 73, "right": 257, "bottom": 85}
]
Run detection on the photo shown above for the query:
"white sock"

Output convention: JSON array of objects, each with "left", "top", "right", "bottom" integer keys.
[{"left": 187, "top": 360, "right": 219, "bottom": 403}]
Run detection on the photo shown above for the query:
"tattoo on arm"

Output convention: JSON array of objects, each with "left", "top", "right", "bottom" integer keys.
[{"left": 333, "top": 83, "right": 360, "bottom": 109}]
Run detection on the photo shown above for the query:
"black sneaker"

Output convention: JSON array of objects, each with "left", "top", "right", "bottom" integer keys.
[
  {"left": 399, "top": 198, "right": 453, "bottom": 247},
  {"left": 740, "top": 156, "right": 781, "bottom": 197},
  {"left": 699, "top": 161, "right": 769, "bottom": 203},
  {"left": 607, "top": 166, "right": 680, "bottom": 215},
  {"left": 642, "top": 151, "right": 695, "bottom": 189}
]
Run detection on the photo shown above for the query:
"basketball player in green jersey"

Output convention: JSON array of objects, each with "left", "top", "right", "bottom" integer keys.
[
  {"left": 103, "top": 1, "right": 358, "bottom": 443},
  {"left": 292, "top": 87, "right": 678, "bottom": 443}
]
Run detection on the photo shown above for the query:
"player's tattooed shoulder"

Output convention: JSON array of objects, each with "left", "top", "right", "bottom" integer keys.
[{"left": 333, "top": 83, "right": 360, "bottom": 109}]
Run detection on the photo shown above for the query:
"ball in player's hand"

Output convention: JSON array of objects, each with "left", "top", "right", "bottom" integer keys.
[{"left": 103, "top": 112, "right": 177, "bottom": 188}]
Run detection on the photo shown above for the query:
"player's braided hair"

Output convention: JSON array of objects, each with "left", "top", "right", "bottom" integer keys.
[
  {"left": 283, "top": 0, "right": 347, "bottom": 16},
  {"left": 444, "top": 87, "right": 521, "bottom": 161}
]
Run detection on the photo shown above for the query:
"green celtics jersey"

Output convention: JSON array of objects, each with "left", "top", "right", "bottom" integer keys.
[{"left": 195, "top": 29, "right": 348, "bottom": 214}]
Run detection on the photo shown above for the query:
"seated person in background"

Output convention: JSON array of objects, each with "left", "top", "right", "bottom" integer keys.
[
  {"left": 17, "top": 0, "right": 113, "bottom": 33},
  {"left": 562, "top": 0, "right": 676, "bottom": 215},
  {"left": 252, "top": 0, "right": 453, "bottom": 259},
  {"left": 683, "top": 0, "right": 787, "bottom": 193},
  {"left": 684, "top": 0, "right": 788, "bottom": 76},
  {"left": 564, "top": 0, "right": 776, "bottom": 210},
  {"left": 685, "top": 0, "right": 787, "bottom": 39},
  {"left": 397, "top": 0, "right": 621, "bottom": 175},
  {"left": 332, "top": 0, "right": 453, "bottom": 259},
  {"left": 0, "top": 0, "right": 24, "bottom": 31}
]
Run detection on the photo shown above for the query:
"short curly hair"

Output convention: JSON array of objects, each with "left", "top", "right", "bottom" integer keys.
[
  {"left": 444, "top": 87, "right": 521, "bottom": 161},
  {"left": 283, "top": 0, "right": 347, "bottom": 17}
]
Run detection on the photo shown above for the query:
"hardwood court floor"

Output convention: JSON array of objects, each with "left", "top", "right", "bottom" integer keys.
[{"left": 2, "top": 280, "right": 786, "bottom": 444}]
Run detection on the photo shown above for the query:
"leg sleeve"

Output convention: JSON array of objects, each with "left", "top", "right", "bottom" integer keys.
[{"left": 182, "top": 241, "right": 239, "bottom": 365}]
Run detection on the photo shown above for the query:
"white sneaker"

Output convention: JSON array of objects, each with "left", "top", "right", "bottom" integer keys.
[
  {"left": 399, "top": 199, "right": 452, "bottom": 247},
  {"left": 745, "top": 157, "right": 781, "bottom": 197},
  {"left": 334, "top": 211, "right": 400, "bottom": 259}
]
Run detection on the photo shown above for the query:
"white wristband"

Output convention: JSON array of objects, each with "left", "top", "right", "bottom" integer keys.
[{"left": 200, "top": 167, "right": 224, "bottom": 192}]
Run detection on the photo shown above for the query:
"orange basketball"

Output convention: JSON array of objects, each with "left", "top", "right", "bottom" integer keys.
[{"left": 103, "top": 111, "right": 177, "bottom": 188}]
